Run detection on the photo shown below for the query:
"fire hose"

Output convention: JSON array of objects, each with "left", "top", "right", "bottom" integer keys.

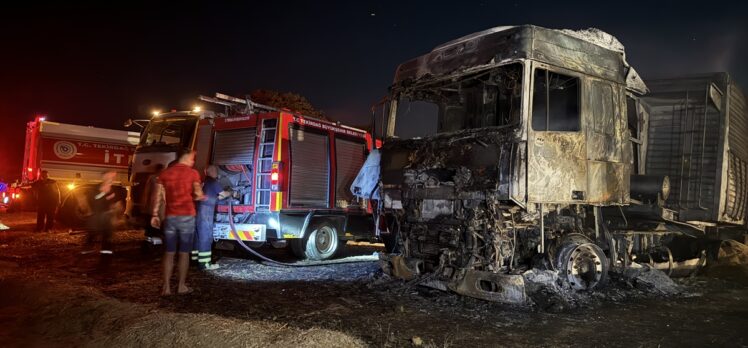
[{"left": 226, "top": 200, "right": 377, "bottom": 267}]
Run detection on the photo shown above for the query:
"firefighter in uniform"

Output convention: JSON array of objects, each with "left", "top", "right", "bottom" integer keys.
[
  {"left": 192, "top": 165, "right": 226, "bottom": 270},
  {"left": 33, "top": 170, "right": 61, "bottom": 232}
]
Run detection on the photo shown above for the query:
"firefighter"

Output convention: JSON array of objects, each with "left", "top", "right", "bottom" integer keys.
[
  {"left": 192, "top": 165, "right": 226, "bottom": 270},
  {"left": 81, "top": 171, "right": 122, "bottom": 261},
  {"left": 33, "top": 170, "right": 61, "bottom": 232}
]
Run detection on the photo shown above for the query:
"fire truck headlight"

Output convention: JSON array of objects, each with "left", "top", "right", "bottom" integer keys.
[
  {"left": 2, "top": 197, "right": 8, "bottom": 204},
  {"left": 67, "top": 183, "right": 76, "bottom": 191},
  {"left": 193, "top": 106, "right": 202, "bottom": 112}
]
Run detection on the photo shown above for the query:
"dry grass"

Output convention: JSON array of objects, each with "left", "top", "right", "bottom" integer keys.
[{"left": 0, "top": 273, "right": 367, "bottom": 347}]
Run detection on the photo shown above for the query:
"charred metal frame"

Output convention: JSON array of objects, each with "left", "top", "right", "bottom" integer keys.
[{"left": 375, "top": 25, "right": 700, "bottom": 303}]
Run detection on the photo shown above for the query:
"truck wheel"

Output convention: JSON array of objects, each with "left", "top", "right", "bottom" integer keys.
[
  {"left": 291, "top": 221, "right": 341, "bottom": 261},
  {"left": 555, "top": 241, "right": 608, "bottom": 290}
]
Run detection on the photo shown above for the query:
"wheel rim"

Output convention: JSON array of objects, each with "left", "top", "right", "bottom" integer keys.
[
  {"left": 557, "top": 242, "right": 607, "bottom": 290},
  {"left": 314, "top": 226, "right": 338, "bottom": 256}
]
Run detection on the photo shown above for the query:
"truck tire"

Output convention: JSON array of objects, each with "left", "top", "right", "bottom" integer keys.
[{"left": 290, "top": 220, "right": 342, "bottom": 261}]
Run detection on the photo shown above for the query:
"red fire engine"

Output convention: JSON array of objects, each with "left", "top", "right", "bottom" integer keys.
[
  {"left": 18, "top": 116, "right": 139, "bottom": 224},
  {"left": 129, "top": 94, "right": 376, "bottom": 260}
]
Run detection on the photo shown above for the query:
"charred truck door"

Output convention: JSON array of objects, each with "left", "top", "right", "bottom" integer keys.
[
  {"left": 527, "top": 63, "right": 629, "bottom": 204},
  {"left": 586, "top": 77, "right": 629, "bottom": 204},
  {"left": 527, "top": 64, "right": 587, "bottom": 203}
]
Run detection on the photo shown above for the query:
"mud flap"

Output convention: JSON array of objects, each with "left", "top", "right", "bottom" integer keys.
[{"left": 448, "top": 270, "right": 528, "bottom": 304}]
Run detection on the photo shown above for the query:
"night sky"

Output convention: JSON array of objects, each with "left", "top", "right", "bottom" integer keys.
[{"left": 1, "top": 1, "right": 747, "bottom": 180}]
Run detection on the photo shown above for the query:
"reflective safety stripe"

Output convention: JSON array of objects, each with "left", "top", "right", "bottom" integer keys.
[
  {"left": 198, "top": 252, "right": 211, "bottom": 257},
  {"left": 191, "top": 250, "right": 199, "bottom": 260},
  {"left": 230, "top": 231, "right": 258, "bottom": 241},
  {"left": 198, "top": 258, "right": 211, "bottom": 263}
]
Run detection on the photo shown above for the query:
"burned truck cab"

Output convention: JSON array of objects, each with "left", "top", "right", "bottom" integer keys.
[{"left": 378, "top": 25, "right": 650, "bottom": 302}]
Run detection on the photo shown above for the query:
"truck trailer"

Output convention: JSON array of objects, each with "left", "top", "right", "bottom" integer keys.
[
  {"left": 367, "top": 25, "right": 748, "bottom": 303},
  {"left": 643, "top": 73, "right": 747, "bottom": 228},
  {"left": 19, "top": 116, "right": 139, "bottom": 225},
  {"left": 129, "top": 95, "right": 377, "bottom": 260}
]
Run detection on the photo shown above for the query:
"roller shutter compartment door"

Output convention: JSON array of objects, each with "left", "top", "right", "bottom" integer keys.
[
  {"left": 212, "top": 128, "right": 256, "bottom": 165},
  {"left": 289, "top": 128, "right": 329, "bottom": 207},
  {"left": 335, "top": 138, "right": 366, "bottom": 205}
]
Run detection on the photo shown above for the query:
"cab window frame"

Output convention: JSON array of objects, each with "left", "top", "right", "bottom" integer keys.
[{"left": 531, "top": 66, "right": 582, "bottom": 132}]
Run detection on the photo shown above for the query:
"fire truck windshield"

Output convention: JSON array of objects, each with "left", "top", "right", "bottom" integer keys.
[{"left": 140, "top": 117, "right": 198, "bottom": 149}]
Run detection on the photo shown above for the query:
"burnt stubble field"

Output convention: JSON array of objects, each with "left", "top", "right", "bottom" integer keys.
[{"left": 0, "top": 211, "right": 747, "bottom": 347}]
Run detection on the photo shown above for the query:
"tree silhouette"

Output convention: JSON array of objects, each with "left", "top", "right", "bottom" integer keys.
[{"left": 249, "top": 89, "right": 329, "bottom": 120}]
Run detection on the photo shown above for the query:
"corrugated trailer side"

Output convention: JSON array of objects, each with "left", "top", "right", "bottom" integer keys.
[
  {"left": 644, "top": 73, "right": 748, "bottom": 226},
  {"left": 720, "top": 79, "right": 748, "bottom": 224}
]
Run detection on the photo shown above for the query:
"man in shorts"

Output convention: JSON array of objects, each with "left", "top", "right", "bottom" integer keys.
[{"left": 151, "top": 150, "right": 204, "bottom": 296}]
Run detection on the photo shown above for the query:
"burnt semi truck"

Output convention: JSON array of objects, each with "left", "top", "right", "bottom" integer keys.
[
  {"left": 369, "top": 25, "right": 748, "bottom": 302},
  {"left": 129, "top": 95, "right": 376, "bottom": 260}
]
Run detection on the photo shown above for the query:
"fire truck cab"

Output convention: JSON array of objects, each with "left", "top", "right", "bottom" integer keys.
[{"left": 130, "top": 95, "right": 376, "bottom": 260}]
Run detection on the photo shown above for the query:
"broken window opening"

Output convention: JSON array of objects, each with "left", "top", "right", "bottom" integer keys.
[
  {"left": 531, "top": 69, "right": 580, "bottom": 132},
  {"left": 392, "top": 63, "right": 523, "bottom": 139},
  {"left": 393, "top": 99, "right": 439, "bottom": 139}
]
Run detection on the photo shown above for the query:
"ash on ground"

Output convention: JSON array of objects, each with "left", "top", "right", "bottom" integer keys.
[{"left": 213, "top": 257, "right": 381, "bottom": 283}]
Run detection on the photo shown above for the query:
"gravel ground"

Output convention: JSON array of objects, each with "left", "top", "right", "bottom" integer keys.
[{"left": 1, "top": 211, "right": 748, "bottom": 347}]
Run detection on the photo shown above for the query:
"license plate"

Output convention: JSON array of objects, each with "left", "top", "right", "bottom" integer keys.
[{"left": 213, "top": 223, "right": 266, "bottom": 242}]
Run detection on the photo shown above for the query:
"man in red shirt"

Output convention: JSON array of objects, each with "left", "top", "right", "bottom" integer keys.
[{"left": 151, "top": 150, "right": 204, "bottom": 296}]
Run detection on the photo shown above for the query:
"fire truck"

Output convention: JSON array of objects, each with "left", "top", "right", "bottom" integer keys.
[
  {"left": 129, "top": 94, "right": 376, "bottom": 260},
  {"left": 19, "top": 116, "right": 139, "bottom": 225}
]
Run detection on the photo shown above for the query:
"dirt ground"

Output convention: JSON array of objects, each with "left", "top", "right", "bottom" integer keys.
[{"left": 1, "top": 211, "right": 747, "bottom": 347}]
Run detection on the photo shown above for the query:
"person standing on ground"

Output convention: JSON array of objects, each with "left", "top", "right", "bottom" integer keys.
[
  {"left": 144, "top": 163, "right": 166, "bottom": 242},
  {"left": 82, "top": 171, "right": 121, "bottom": 254},
  {"left": 151, "top": 150, "right": 204, "bottom": 296},
  {"left": 81, "top": 171, "right": 122, "bottom": 269},
  {"left": 192, "top": 165, "right": 227, "bottom": 270},
  {"left": 33, "top": 170, "right": 60, "bottom": 232}
]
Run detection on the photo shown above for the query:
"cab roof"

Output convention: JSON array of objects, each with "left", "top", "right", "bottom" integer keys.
[{"left": 393, "top": 25, "right": 647, "bottom": 94}]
